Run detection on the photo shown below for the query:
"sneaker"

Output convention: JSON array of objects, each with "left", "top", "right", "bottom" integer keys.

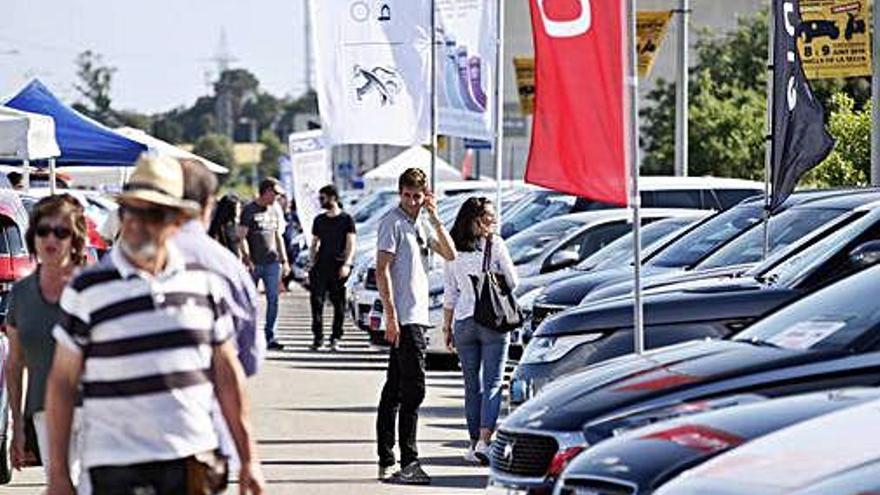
[
  {"left": 377, "top": 465, "right": 395, "bottom": 481},
  {"left": 474, "top": 440, "right": 491, "bottom": 465},
  {"left": 330, "top": 340, "right": 341, "bottom": 352},
  {"left": 309, "top": 341, "right": 322, "bottom": 351},
  {"left": 463, "top": 447, "right": 480, "bottom": 465},
  {"left": 385, "top": 461, "right": 431, "bottom": 485},
  {"left": 267, "top": 341, "right": 285, "bottom": 351}
]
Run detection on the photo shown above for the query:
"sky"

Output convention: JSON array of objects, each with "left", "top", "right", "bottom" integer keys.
[{"left": 0, "top": 0, "right": 311, "bottom": 114}]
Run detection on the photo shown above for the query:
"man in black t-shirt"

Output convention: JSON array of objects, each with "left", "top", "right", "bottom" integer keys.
[{"left": 309, "top": 185, "right": 356, "bottom": 351}]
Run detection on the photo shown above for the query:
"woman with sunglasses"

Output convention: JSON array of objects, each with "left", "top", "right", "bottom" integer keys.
[
  {"left": 442, "top": 197, "right": 518, "bottom": 465},
  {"left": 5, "top": 194, "right": 89, "bottom": 487}
]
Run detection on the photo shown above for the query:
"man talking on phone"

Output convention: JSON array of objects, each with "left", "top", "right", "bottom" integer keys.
[{"left": 375, "top": 168, "right": 456, "bottom": 485}]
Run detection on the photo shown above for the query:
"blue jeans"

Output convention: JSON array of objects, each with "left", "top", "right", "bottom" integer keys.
[
  {"left": 453, "top": 317, "right": 509, "bottom": 442},
  {"left": 252, "top": 262, "right": 281, "bottom": 344}
]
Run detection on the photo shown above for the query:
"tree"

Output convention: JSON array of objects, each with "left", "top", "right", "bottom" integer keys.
[
  {"left": 802, "top": 93, "right": 872, "bottom": 187},
  {"left": 72, "top": 50, "right": 117, "bottom": 125},
  {"left": 193, "top": 133, "right": 236, "bottom": 168},
  {"left": 258, "top": 129, "right": 284, "bottom": 178}
]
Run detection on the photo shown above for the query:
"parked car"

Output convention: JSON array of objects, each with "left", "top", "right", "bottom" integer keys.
[
  {"left": 553, "top": 388, "right": 880, "bottom": 495},
  {"left": 654, "top": 396, "right": 880, "bottom": 494},
  {"left": 487, "top": 263, "right": 880, "bottom": 494},
  {"left": 510, "top": 198, "right": 880, "bottom": 404},
  {"left": 500, "top": 177, "right": 762, "bottom": 239},
  {"left": 785, "top": 459, "right": 880, "bottom": 495},
  {"left": 529, "top": 189, "right": 880, "bottom": 333}
]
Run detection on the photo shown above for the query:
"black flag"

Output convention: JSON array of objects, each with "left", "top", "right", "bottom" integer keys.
[{"left": 770, "top": 0, "right": 835, "bottom": 211}]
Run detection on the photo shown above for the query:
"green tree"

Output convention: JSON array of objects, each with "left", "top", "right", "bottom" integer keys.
[
  {"left": 802, "top": 93, "right": 872, "bottom": 187},
  {"left": 258, "top": 129, "right": 284, "bottom": 178},
  {"left": 193, "top": 133, "right": 236, "bottom": 168},
  {"left": 72, "top": 50, "right": 117, "bottom": 125}
]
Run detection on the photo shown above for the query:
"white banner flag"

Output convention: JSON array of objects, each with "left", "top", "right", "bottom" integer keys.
[
  {"left": 437, "top": 0, "right": 496, "bottom": 141},
  {"left": 311, "top": 0, "right": 432, "bottom": 146},
  {"left": 288, "top": 130, "right": 332, "bottom": 245}
]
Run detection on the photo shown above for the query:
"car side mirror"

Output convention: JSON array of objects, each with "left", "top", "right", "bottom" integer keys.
[
  {"left": 849, "top": 240, "right": 880, "bottom": 269},
  {"left": 547, "top": 249, "right": 580, "bottom": 271}
]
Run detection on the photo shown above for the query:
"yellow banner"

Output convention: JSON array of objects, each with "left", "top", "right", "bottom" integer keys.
[
  {"left": 513, "top": 57, "right": 535, "bottom": 116},
  {"left": 798, "top": 0, "right": 872, "bottom": 79},
  {"left": 637, "top": 11, "right": 673, "bottom": 77}
]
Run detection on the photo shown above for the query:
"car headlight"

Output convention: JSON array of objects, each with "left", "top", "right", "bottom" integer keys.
[{"left": 520, "top": 333, "right": 604, "bottom": 365}]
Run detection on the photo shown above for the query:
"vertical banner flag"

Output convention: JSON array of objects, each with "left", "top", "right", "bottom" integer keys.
[
  {"left": 288, "top": 130, "right": 332, "bottom": 245},
  {"left": 525, "top": 0, "right": 629, "bottom": 205},
  {"left": 310, "top": 0, "right": 431, "bottom": 146},
  {"left": 436, "top": 0, "right": 497, "bottom": 140},
  {"left": 798, "top": 0, "right": 872, "bottom": 79},
  {"left": 771, "top": 0, "right": 835, "bottom": 211},
  {"left": 637, "top": 11, "right": 673, "bottom": 77}
]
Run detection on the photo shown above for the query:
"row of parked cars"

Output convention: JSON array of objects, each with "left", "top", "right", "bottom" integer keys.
[{"left": 329, "top": 178, "right": 880, "bottom": 494}]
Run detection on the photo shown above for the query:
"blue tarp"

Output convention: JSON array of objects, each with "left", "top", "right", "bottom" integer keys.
[{"left": 3, "top": 79, "right": 146, "bottom": 166}]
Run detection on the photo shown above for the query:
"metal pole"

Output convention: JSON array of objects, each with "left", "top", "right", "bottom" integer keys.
[
  {"left": 49, "top": 157, "right": 57, "bottom": 194},
  {"left": 763, "top": 2, "right": 775, "bottom": 258},
  {"left": 22, "top": 158, "right": 30, "bottom": 192},
  {"left": 627, "top": 0, "right": 645, "bottom": 354},
  {"left": 674, "top": 0, "right": 690, "bottom": 177},
  {"left": 494, "top": 0, "right": 505, "bottom": 225},
  {"left": 430, "top": 0, "right": 439, "bottom": 193},
  {"left": 872, "top": 0, "right": 880, "bottom": 185},
  {"left": 304, "top": 0, "right": 313, "bottom": 93}
]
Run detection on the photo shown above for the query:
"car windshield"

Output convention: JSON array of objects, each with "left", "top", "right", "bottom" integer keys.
[
  {"left": 577, "top": 218, "right": 697, "bottom": 271},
  {"left": 647, "top": 205, "right": 764, "bottom": 268},
  {"left": 507, "top": 217, "right": 584, "bottom": 265},
  {"left": 501, "top": 192, "right": 576, "bottom": 238},
  {"left": 697, "top": 208, "right": 846, "bottom": 269},
  {"left": 350, "top": 191, "right": 396, "bottom": 223},
  {"left": 735, "top": 264, "right": 880, "bottom": 351}
]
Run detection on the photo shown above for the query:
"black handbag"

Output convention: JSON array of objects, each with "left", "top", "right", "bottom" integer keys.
[{"left": 472, "top": 236, "right": 523, "bottom": 333}]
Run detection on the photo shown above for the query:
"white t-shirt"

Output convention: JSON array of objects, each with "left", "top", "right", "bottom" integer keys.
[{"left": 443, "top": 236, "right": 518, "bottom": 322}]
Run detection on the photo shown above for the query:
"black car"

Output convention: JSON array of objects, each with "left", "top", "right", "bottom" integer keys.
[
  {"left": 510, "top": 199, "right": 880, "bottom": 404},
  {"left": 531, "top": 189, "right": 880, "bottom": 331},
  {"left": 488, "top": 263, "right": 880, "bottom": 494},
  {"left": 554, "top": 388, "right": 880, "bottom": 495}
]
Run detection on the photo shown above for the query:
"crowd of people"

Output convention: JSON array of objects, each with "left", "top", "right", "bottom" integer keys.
[{"left": 4, "top": 158, "right": 518, "bottom": 492}]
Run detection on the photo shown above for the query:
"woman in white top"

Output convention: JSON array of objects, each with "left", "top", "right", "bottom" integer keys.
[{"left": 443, "top": 197, "right": 518, "bottom": 464}]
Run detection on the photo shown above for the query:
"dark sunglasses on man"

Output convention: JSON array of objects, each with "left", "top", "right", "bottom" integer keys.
[
  {"left": 35, "top": 224, "right": 73, "bottom": 239},
  {"left": 119, "top": 204, "right": 178, "bottom": 224}
]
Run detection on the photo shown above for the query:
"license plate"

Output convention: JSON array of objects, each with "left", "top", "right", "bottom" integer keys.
[{"left": 485, "top": 486, "right": 528, "bottom": 495}]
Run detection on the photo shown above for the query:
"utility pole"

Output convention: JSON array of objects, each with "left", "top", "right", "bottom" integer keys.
[{"left": 674, "top": 0, "right": 690, "bottom": 177}]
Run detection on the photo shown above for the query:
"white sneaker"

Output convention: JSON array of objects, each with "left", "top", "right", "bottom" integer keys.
[
  {"left": 463, "top": 447, "right": 480, "bottom": 464},
  {"left": 474, "top": 440, "right": 491, "bottom": 465}
]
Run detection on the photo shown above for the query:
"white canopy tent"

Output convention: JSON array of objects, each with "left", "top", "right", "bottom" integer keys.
[
  {"left": 363, "top": 146, "right": 462, "bottom": 191},
  {"left": 0, "top": 106, "right": 60, "bottom": 160},
  {"left": 115, "top": 127, "right": 229, "bottom": 174}
]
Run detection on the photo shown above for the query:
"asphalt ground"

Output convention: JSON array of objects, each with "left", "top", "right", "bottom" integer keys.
[{"left": 6, "top": 286, "right": 492, "bottom": 494}]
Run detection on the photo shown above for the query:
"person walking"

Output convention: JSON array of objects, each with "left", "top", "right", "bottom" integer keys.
[
  {"left": 239, "top": 177, "right": 290, "bottom": 351},
  {"left": 375, "top": 168, "right": 456, "bottom": 485},
  {"left": 308, "top": 185, "right": 356, "bottom": 351},
  {"left": 5, "top": 195, "right": 89, "bottom": 489},
  {"left": 442, "top": 197, "right": 518, "bottom": 465},
  {"left": 44, "top": 154, "right": 264, "bottom": 495},
  {"left": 208, "top": 194, "right": 242, "bottom": 256}
]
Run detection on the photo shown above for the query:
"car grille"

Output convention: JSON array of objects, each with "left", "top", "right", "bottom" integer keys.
[
  {"left": 490, "top": 429, "right": 559, "bottom": 477},
  {"left": 558, "top": 478, "right": 635, "bottom": 495},
  {"left": 365, "top": 268, "right": 378, "bottom": 290},
  {"left": 532, "top": 304, "right": 563, "bottom": 332}
]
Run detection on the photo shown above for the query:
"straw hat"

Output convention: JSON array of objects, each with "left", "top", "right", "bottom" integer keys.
[{"left": 117, "top": 153, "right": 200, "bottom": 214}]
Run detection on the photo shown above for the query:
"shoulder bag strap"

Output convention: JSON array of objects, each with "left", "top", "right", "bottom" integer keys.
[{"left": 482, "top": 235, "right": 493, "bottom": 273}]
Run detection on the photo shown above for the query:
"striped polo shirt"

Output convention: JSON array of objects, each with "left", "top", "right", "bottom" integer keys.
[{"left": 53, "top": 245, "right": 234, "bottom": 469}]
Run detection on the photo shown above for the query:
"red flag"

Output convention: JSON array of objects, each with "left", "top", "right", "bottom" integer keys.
[{"left": 525, "top": 0, "right": 629, "bottom": 206}]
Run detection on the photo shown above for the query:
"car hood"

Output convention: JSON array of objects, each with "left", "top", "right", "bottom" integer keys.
[
  {"left": 535, "top": 282, "right": 796, "bottom": 337},
  {"left": 565, "top": 388, "right": 880, "bottom": 492},
  {"left": 515, "top": 269, "right": 579, "bottom": 298},
  {"left": 584, "top": 265, "right": 756, "bottom": 304},
  {"left": 503, "top": 339, "right": 835, "bottom": 432},
  {"left": 536, "top": 268, "right": 633, "bottom": 307}
]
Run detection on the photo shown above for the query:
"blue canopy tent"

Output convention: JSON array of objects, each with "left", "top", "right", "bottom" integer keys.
[{"left": 3, "top": 79, "right": 147, "bottom": 191}]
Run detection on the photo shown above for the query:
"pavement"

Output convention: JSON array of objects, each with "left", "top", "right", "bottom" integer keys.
[{"left": 6, "top": 286, "right": 491, "bottom": 494}]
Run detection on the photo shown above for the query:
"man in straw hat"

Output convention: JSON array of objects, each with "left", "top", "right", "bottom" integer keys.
[{"left": 45, "top": 153, "right": 265, "bottom": 495}]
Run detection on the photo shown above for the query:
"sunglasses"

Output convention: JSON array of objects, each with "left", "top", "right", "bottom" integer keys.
[
  {"left": 120, "top": 204, "right": 178, "bottom": 224},
  {"left": 35, "top": 224, "right": 72, "bottom": 240}
]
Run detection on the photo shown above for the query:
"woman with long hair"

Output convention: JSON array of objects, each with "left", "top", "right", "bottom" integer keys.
[
  {"left": 443, "top": 196, "right": 518, "bottom": 464},
  {"left": 209, "top": 193, "right": 242, "bottom": 255},
  {"left": 5, "top": 194, "right": 89, "bottom": 487}
]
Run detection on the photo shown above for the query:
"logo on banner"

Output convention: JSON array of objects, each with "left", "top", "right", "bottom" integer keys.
[
  {"left": 797, "top": 0, "right": 872, "bottom": 79},
  {"left": 352, "top": 65, "right": 402, "bottom": 106},
  {"left": 536, "top": 0, "right": 593, "bottom": 38},
  {"left": 350, "top": 1, "right": 391, "bottom": 22}
]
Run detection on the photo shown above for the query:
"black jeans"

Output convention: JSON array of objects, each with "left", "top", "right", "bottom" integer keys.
[
  {"left": 376, "top": 325, "right": 427, "bottom": 468},
  {"left": 90, "top": 457, "right": 194, "bottom": 495},
  {"left": 309, "top": 265, "right": 347, "bottom": 344}
]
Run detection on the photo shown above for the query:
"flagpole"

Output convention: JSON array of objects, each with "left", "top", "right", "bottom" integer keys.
[
  {"left": 763, "top": 1, "right": 776, "bottom": 259},
  {"left": 430, "top": 0, "right": 439, "bottom": 193},
  {"left": 627, "top": 0, "right": 645, "bottom": 354},
  {"left": 494, "top": 0, "right": 505, "bottom": 225}
]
